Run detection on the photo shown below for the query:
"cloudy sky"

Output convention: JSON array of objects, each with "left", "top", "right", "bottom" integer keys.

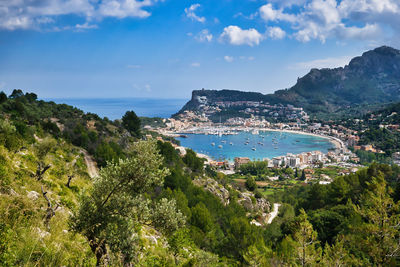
[{"left": 0, "top": 0, "right": 399, "bottom": 99}]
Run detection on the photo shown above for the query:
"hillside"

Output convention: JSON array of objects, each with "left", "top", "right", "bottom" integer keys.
[
  {"left": 0, "top": 91, "right": 272, "bottom": 265},
  {"left": 177, "top": 46, "right": 400, "bottom": 119},
  {"left": 2, "top": 91, "right": 400, "bottom": 265}
]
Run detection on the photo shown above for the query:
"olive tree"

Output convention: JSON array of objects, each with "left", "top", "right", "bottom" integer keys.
[{"left": 70, "top": 141, "right": 185, "bottom": 266}]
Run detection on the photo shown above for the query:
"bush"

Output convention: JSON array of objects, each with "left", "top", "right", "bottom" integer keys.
[{"left": 246, "top": 177, "right": 257, "bottom": 191}]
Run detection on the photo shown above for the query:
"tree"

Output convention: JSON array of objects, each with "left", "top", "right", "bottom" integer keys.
[
  {"left": 33, "top": 138, "right": 56, "bottom": 180},
  {"left": 243, "top": 243, "right": 272, "bottom": 266},
  {"left": 122, "top": 110, "right": 141, "bottom": 137},
  {"left": 182, "top": 149, "right": 204, "bottom": 172},
  {"left": 70, "top": 141, "right": 185, "bottom": 266},
  {"left": 246, "top": 176, "right": 257, "bottom": 191},
  {"left": 321, "top": 237, "right": 360, "bottom": 266},
  {"left": 301, "top": 170, "right": 306, "bottom": 181},
  {"left": 292, "top": 209, "right": 321, "bottom": 266},
  {"left": 9, "top": 89, "right": 23, "bottom": 99},
  {"left": 0, "top": 91, "right": 7, "bottom": 104},
  {"left": 190, "top": 203, "right": 214, "bottom": 233},
  {"left": 354, "top": 173, "right": 400, "bottom": 265}
]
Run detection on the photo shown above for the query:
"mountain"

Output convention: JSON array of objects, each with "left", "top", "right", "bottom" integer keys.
[{"left": 177, "top": 46, "right": 400, "bottom": 118}]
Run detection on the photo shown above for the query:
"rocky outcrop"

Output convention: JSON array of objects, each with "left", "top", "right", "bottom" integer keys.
[
  {"left": 193, "top": 178, "right": 230, "bottom": 205},
  {"left": 238, "top": 192, "right": 270, "bottom": 213}
]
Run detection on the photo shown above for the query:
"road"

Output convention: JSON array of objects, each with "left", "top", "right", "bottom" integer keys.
[
  {"left": 81, "top": 149, "right": 99, "bottom": 178},
  {"left": 267, "top": 203, "right": 281, "bottom": 224}
]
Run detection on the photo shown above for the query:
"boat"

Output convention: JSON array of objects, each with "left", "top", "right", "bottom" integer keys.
[
  {"left": 230, "top": 142, "right": 233, "bottom": 145},
  {"left": 295, "top": 140, "right": 300, "bottom": 142},
  {"left": 252, "top": 147, "right": 256, "bottom": 151},
  {"left": 221, "top": 140, "right": 227, "bottom": 143},
  {"left": 211, "top": 142, "right": 215, "bottom": 146},
  {"left": 218, "top": 145, "right": 223, "bottom": 149}
]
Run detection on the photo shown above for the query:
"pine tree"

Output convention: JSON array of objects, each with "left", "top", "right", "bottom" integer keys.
[
  {"left": 354, "top": 173, "right": 400, "bottom": 265},
  {"left": 293, "top": 209, "right": 321, "bottom": 266}
]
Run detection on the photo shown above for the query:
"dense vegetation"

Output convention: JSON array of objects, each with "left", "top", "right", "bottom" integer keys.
[
  {"left": 266, "top": 163, "right": 400, "bottom": 266},
  {"left": 2, "top": 90, "right": 400, "bottom": 266}
]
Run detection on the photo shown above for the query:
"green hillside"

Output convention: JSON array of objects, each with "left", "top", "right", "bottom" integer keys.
[
  {"left": 2, "top": 90, "right": 400, "bottom": 266},
  {"left": 177, "top": 46, "right": 400, "bottom": 119}
]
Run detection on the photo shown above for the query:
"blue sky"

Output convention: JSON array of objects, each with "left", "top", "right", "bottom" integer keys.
[{"left": 0, "top": 0, "right": 399, "bottom": 99}]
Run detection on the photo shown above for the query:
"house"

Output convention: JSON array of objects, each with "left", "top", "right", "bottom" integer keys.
[{"left": 234, "top": 157, "right": 250, "bottom": 169}]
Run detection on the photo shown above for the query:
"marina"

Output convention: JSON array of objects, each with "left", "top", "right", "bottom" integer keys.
[{"left": 176, "top": 130, "right": 335, "bottom": 162}]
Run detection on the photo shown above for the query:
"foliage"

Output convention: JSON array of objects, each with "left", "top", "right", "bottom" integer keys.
[
  {"left": 245, "top": 176, "right": 257, "bottom": 191},
  {"left": 182, "top": 149, "right": 204, "bottom": 173},
  {"left": 70, "top": 141, "right": 185, "bottom": 265},
  {"left": 122, "top": 110, "right": 141, "bottom": 137}
]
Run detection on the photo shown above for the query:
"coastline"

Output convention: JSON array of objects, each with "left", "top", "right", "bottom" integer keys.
[
  {"left": 172, "top": 128, "right": 345, "bottom": 164},
  {"left": 261, "top": 128, "right": 344, "bottom": 150}
]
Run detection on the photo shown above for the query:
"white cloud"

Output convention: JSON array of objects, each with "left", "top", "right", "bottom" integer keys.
[
  {"left": 224, "top": 56, "right": 234, "bottom": 63},
  {"left": 184, "top": 4, "right": 205, "bottom": 23},
  {"left": 195, "top": 29, "right": 213, "bottom": 42},
  {"left": 267, "top": 26, "right": 286, "bottom": 39},
  {"left": 257, "top": 0, "right": 400, "bottom": 43},
  {"left": 0, "top": 0, "right": 162, "bottom": 30},
  {"left": 75, "top": 22, "right": 98, "bottom": 31},
  {"left": 288, "top": 55, "right": 354, "bottom": 70},
  {"left": 191, "top": 62, "right": 201, "bottom": 67},
  {"left": 220, "top": 25, "right": 263, "bottom": 46},
  {"left": 259, "top": 3, "right": 296, "bottom": 23}
]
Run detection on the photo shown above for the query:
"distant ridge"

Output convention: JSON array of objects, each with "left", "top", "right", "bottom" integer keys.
[{"left": 177, "top": 46, "right": 400, "bottom": 118}]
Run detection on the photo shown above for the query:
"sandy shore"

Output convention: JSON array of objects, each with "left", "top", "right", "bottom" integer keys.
[
  {"left": 174, "top": 145, "right": 213, "bottom": 163},
  {"left": 260, "top": 128, "right": 344, "bottom": 150}
]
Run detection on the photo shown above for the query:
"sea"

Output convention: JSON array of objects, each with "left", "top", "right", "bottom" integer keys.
[
  {"left": 44, "top": 98, "right": 334, "bottom": 160},
  {"left": 44, "top": 98, "right": 188, "bottom": 120},
  {"left": 176, "top": 131, "right": 335, "bottom": 162}
]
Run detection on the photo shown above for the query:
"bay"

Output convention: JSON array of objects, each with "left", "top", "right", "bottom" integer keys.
[{"left": 176, "top": 131, "right": 335, "bottom": 161}]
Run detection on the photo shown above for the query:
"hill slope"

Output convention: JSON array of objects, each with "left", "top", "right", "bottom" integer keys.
[{"left": 177, "top": 46, "right": 400, "bottom": 118}]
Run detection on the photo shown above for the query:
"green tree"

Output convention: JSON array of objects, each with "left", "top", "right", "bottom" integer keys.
[
  {"left": 292, "top": 209, "right": 321, "bottom": 266},
  {"left": 0, "top": 92, "right": 7, "bottom": 104},
  {"left": 182, "top": 149, "right": 204, "bottom": 172},
  {"left": 9, "top": 89, "right": 23, "bottom": 99},
  {"left": 122, "top": 110, "right": 141, "bottom": 137},
  {"left": 354, "top": 174, "right": 400, "bottom": 265},
  {"left": 300, "top": 170, "right": 306, "bottom": 181},
  {"left": 191, "top": 203, "right": 214, "bottom": 233},
  {"left": 245, "top": 176, "right": 257, "bottom": 191},
  {"left": 321, "top": 237, "right": 360, "bottom": 267},
  {"left": 70, "top": 141, "right": 185, "bottom": 266}
]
